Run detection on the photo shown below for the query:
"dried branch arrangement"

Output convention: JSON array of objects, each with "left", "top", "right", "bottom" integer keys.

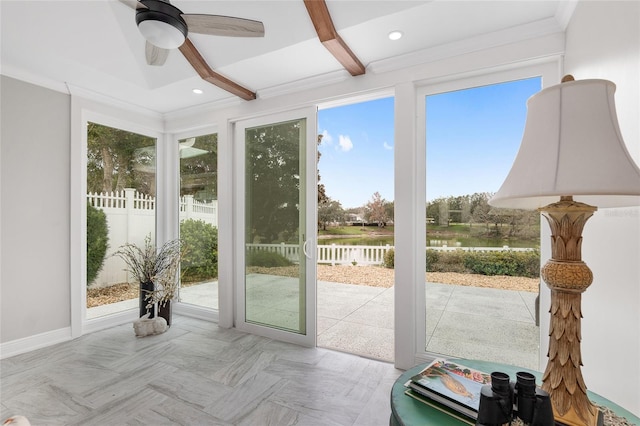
[{"left": 113, "top": 236, "right": 183, "bottom": 309}]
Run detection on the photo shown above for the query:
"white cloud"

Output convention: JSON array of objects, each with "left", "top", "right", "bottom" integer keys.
[
  {"left": 321, "top": 129, "right": 333, "bottom": 145},
  {"left": 338, "top": 135, "right": 353, "bottom": 152},
  {"left": 383, "top": 141, "right": 393, "bottom": 150}
]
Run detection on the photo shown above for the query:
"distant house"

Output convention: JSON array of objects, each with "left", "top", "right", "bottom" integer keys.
[{"left": 346, "top": 212, "right": 364, "bottom": 225}]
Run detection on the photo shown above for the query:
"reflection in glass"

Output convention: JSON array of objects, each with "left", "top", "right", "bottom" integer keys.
[
  {"left": 178, "top": 134, "right": 219, "bottom": 310},
  {"left": 244, "top": 119, "right": 306, "bottom": 333}
]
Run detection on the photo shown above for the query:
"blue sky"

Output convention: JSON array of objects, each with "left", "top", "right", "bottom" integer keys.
[{"left": 317, "top": 77, "right": 541, "bottom": 209}]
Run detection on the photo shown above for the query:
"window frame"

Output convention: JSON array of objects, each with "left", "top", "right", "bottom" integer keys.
[
  {"left": 70, "top": 97, "right": 164, "bottom": 337},
  {"left": 394, "top": 60, "right": 561, "bottom": 369}
]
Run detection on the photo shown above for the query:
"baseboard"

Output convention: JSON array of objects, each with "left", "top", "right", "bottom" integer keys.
[
  {"left": 83, "top": 308, "right": 138, "bottom": 335},
  {"left": 173, "top": 302, "right": 218, "bottom": 323},
  {"left": 0, "top": 327, "right": 72, "bottom": 360}
]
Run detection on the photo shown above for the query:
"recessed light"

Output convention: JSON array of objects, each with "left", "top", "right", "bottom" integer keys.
[
  {"left": 192, "top": 88, "right": 203, "bottom": 94},
  {"left": 388, "top": 30, "right": 403, "bottom": 41}
]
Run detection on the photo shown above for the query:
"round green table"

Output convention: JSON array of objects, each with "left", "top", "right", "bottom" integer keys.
[{"left": 390, "top": 359, "right": 640, "bottom": 426}]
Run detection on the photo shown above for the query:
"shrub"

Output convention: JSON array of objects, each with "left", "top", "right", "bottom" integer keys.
[
  {"left": 180, "top": 219, "right": 218, "bottom": 282},
  {"left": 246, "top": 250, "right": 293, "bottom": 267},
  {"left": 383, "top": 248, "right": 395, "bottom": 268},
  {"left": 431, "top": 249, "right": 468, "bottom": 273},
  {"left": 425, "top": 249, "right": 439, "bottom": 272},
  {"left": 425, "top": 248, "right": 539, "bottom": 277},
  {"left": 464, "top": 250, "right": 540, "bottom": 278},
  {"left": 87, "top": 204, "right": 109, "bottom": 286}
]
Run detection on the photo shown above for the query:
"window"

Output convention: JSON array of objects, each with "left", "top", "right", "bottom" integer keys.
[
  {"left": 85, "top": 122, "right": 157, "bottom": 319},
  {"left": 423, "top": 78, "right": 542, "bottom": 369},
  {"left": 178, "top": 133, "right": 219, "bottom": 310}
]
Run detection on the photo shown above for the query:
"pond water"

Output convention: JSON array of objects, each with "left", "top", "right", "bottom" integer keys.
[
  {"left": 319, "top": 236, "right": 394, "bottom": 246},
  {"left": 319, "top": 235, "right": 538, "bottom": 248},
  {"left": 428, "top": 237, "right": 538, "bottom": 249}
]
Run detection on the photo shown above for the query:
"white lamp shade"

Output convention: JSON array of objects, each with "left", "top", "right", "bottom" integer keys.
[
  {"left": 138, "top": 19, "right": 185, "bottom": 50},
  {"left": 490, "top": 79, "right": 640, "bottom": 209}
]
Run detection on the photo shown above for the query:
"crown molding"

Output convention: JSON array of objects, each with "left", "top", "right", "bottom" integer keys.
[
  {"left": 258, "top": 69, "right": 351, "bottom": 100},
  {"left": 66, "top": 83, "right": 163, "bottom": 121},
  {"left": 1, "top": 64, "right": 70, "bottom": 95},
  {"left": 164, "top": 68, "right": 351, "bottom": 123},
  {"left": 368, "top": 17, "right": 564, "bottom": 75}
]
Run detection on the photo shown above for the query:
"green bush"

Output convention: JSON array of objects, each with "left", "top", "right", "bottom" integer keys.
[
  {"left": 180, "top": 219, "right": 218, "bottom": 282},
  {"left": 463, "top": 250, "right": 540, "bottom": 278},
  {"left": 424, "top": 248, "right": 540, "bottom": 277},
  {"left": 425, "top": 249, "right": 439, "bottom": 271},
  {"left": 383, "top": 248, "right": 394, "bottom": 268},
  {"left": 246, "top": 250, "right": 293, "bottom": 267},
  {"left": 428, "top": 249, "right": 468, "bottom": 273},
  {"left": 87, "top": 204, "right": 108, "bottom": 286}
]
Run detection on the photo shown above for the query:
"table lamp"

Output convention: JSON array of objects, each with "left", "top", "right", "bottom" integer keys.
[{"left": 490, "top": 75, "right": 640, "bottom": 426}]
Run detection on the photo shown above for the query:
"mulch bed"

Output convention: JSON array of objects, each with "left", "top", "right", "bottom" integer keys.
[{"left": 88, "top": 265, "right": 539, "bottom": 307}]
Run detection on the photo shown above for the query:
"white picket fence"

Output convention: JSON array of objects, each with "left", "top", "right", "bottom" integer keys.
[
  {"left": 88, "top": 189, "right": 533, "bottom": 287},
  {"left": 248, "top": 243, "right": 533, "bottom": 267},
  {"left": 88, "top": 189, "right": 217, "bottom": 287}
]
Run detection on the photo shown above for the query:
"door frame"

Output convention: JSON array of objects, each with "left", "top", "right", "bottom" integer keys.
[
  {"left": 232, "top": 107, "right": 318, "bottom": 346},
  {"left": 397, "top": 61, "right": 560, "bottom": 369}
]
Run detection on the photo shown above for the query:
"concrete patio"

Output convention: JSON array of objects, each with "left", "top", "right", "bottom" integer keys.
[{"left": 89, "top": 276, "right": 540, "bottom": 371}]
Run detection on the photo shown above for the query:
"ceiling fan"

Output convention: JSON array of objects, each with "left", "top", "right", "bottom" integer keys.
[{"left": 119, "top": 0, "right": 264, "bottom": 100}]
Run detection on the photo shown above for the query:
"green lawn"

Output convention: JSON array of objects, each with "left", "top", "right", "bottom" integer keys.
[{"left": 319, "top": 225, "right": 394, "bottom": 236}]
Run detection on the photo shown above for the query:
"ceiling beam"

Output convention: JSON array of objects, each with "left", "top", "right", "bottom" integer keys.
[
  {"left": 178, "top": 38, "right": 257, "bottom": 101},
  {"left": 303, "top": 0, "right": 365, "bottom": 76}
]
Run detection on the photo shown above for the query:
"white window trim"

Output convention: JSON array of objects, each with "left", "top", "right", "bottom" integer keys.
[
  {"left": 393, "top": 58, "right": 562, "bottom": 370},
  {"left": 70, "top": 95, "right": 164, "bottom": 337}
]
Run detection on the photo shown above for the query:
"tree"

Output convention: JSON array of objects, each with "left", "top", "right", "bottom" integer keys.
[
  {"left": 318, "top": 198, "right": 345, "bottom": 230},
  {"left": 364, "top": 192, "right": 389, "bottom": 227},
  {"left": 246, "top": 121, "right": 301, "bottom": 243},
  {"left": 317, "top": 134, "right": 329, "bottom": 204},
  {"left": 384, "top": 200, "right": 394, "bottom": 223},
  {"left": 87, "top": 122, "right": 156, "bottom": 195}
]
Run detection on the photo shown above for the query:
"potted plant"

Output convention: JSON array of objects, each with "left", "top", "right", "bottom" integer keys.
[{"left": 113, "top": 236, "right": 182, "bottom": 325}]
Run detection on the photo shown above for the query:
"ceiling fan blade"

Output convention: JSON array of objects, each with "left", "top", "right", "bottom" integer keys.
[
  {"left": 178, "top": 38, "right": 256, "bottom": 100},
  {"left": 145, "top": 41, "right": 170, "bottom": 66},
  {"left": 182, "top": 14, "right": 265, "bottom": 37},
  {"left": 118, "top": 0, "right": 147, "bottom": 10}
]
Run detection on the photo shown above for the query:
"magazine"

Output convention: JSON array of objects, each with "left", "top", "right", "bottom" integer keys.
[
  {"left": 405, "top": 358, "right": 492, "bottom": 420},
  {"left": 404, "top": 389, "right": 475, "bottom": 425}
]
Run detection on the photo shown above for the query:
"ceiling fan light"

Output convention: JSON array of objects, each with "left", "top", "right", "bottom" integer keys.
[
  {"left": 136, "top": 2, "right": 188, "bottom": 50},
  {"left": 138, "top": 19, "right": 185, "bottom": 49}
]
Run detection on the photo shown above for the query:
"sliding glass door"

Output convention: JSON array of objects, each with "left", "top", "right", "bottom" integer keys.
[{"left": 235, "top": 108, "right": 317, "bottom": 346}]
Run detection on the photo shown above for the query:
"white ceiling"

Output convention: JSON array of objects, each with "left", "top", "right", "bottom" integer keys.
[{"left": 1, "top": 0, "right": 573, "bottom": 114}]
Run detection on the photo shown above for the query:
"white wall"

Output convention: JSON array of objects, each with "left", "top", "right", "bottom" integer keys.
[
  {"left": 1, "top": 76, "right": 71, "bottom": 343},
  {"left": 560, "top": 0, "right": 640, "bottom": 416}
]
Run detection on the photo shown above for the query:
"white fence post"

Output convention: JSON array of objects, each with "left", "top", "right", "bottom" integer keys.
[
  {"left": 124, "top": 188, "right": 135, "bottom": 246},
  {"left": 331, "top": 244, "right": 336, "bottom": 267},
  {"left": 185, "top": 195, "right": 194, "bottom": 220}
]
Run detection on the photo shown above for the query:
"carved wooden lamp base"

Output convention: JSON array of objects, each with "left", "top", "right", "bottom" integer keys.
[{"left": 539, "top": 197, "right": 603, "bottom": 426}]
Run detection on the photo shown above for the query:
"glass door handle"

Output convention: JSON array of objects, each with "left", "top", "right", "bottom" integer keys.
[{"left": 302, "top": 240, "right": 312, "bottom": 259}]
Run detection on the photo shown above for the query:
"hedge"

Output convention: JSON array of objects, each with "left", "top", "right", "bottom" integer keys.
[
  {"left": 426, "top": 249, "right": 540, "bottom": 278},
  {"left": 246, "top": 250, "right": 293, "bottom": 267}
]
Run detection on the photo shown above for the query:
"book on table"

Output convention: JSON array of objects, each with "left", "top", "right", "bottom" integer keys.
[{"left": 404, "top": 358, "right": 492, "bottom": 421}]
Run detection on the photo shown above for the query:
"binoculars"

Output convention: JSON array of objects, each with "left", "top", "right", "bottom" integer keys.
[{"left": 476, "top": 371, "right": 555, "bottom": 426}]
